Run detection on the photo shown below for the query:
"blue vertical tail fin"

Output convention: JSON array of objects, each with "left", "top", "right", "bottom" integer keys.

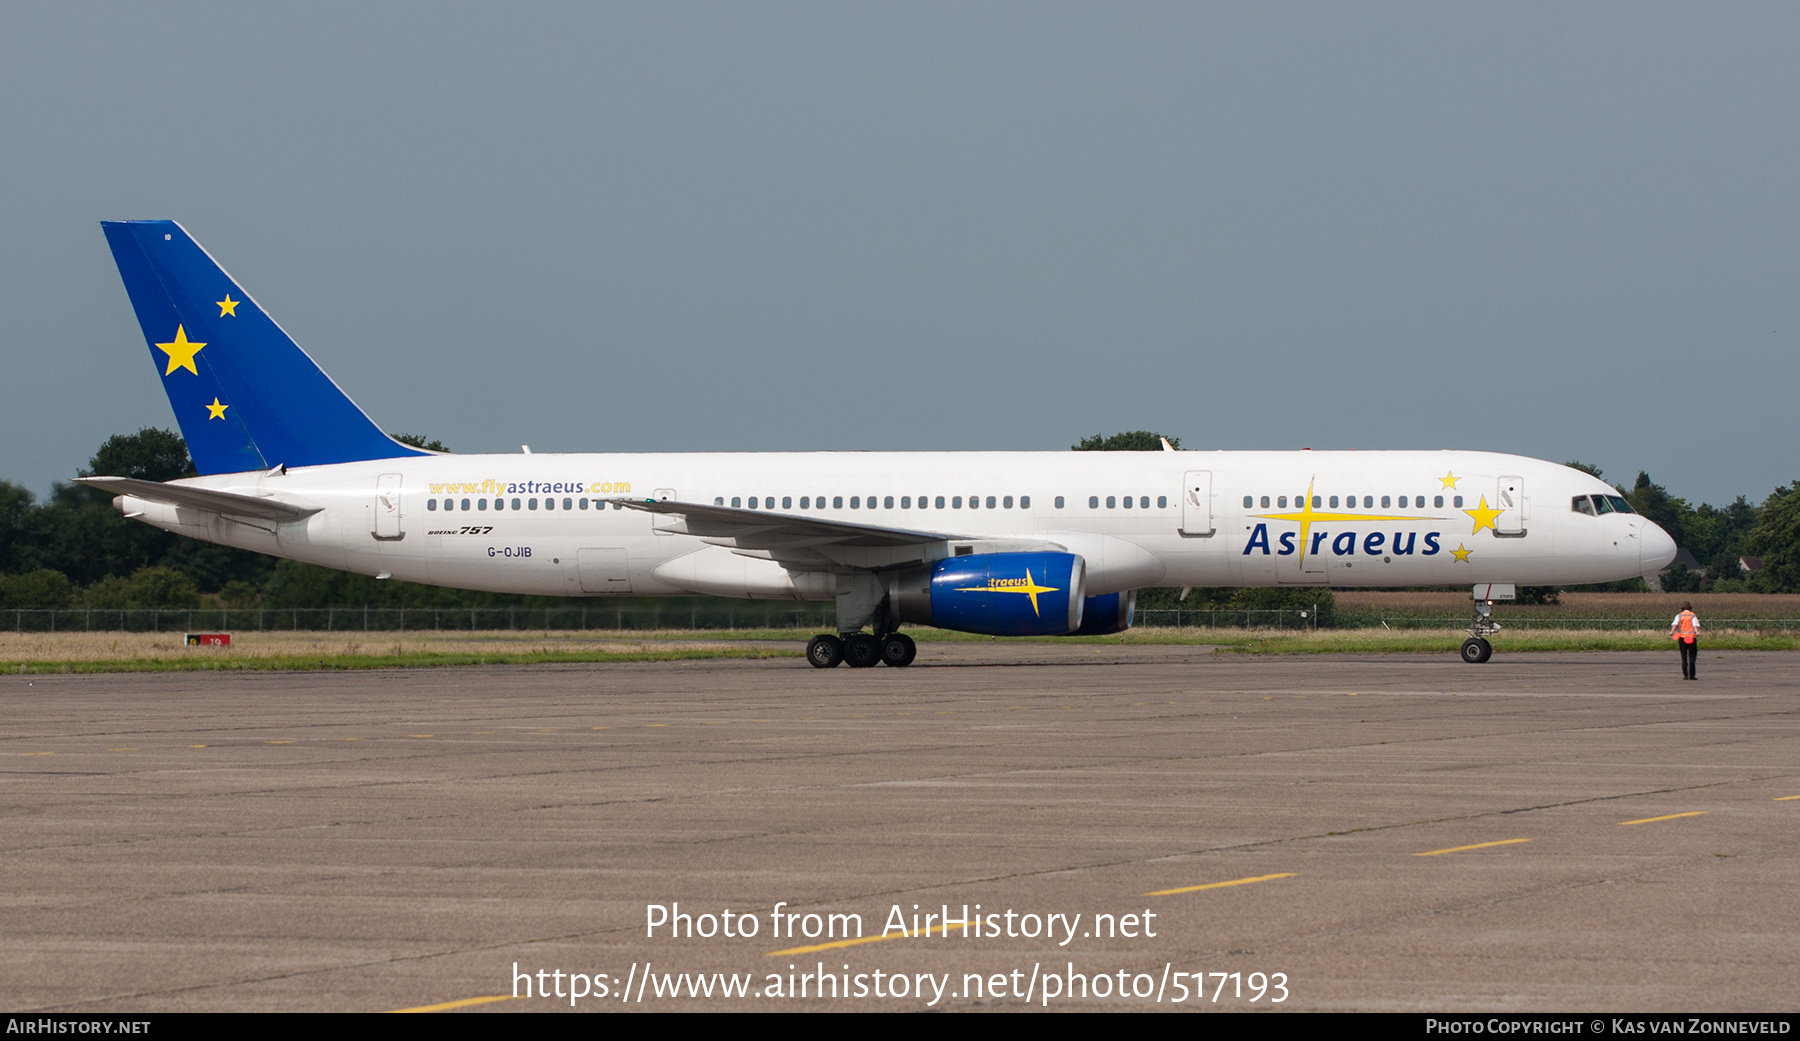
[{"left": 100, "top": 220, "right": 427, "bottom": 475}]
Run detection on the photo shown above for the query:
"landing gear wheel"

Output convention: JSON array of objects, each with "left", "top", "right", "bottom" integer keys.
[
  {"left": 1460, "top": 637, "right": 1492, "bottom": 664},
  {"left": 843, "top": 633, "right": 882, "bottom": 668},
  {"left": 806, "top": 634, "right": 843, "bottom": 669},
  {"left": 880, "top": 633, "right": 917, "bottom": 667}
]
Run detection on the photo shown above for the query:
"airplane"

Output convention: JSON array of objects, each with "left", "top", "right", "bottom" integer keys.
[{"left": 84, "top": 220, "right": 1677, "bottom": 668}]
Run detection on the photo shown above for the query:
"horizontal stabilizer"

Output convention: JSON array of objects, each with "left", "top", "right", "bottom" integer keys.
[{"left": 77, "top": 477, "right": 322, "bottom": 521}]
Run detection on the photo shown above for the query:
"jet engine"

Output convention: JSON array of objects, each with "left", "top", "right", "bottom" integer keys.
[
  {"left": 1071, "top": 590, "right": 1136, "bottom": 635},
  {"left": 893, "top": 552, "right": 1085, "bottom": 636}
]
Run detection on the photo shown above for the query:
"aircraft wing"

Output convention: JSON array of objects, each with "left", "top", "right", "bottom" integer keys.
[
  {"left": 76, "top": 477, "right": 322, "bottom": 521},
  {"left": 607, "top": 498, "right": 966, "bottom": 548}
]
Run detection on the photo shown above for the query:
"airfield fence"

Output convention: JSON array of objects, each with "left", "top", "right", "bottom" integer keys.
[{"left": 8, "top": 606, "right": 1798, "bottom": 634}]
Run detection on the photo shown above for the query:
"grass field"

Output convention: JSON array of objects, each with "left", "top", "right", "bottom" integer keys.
[
  {"left": 0, "top": 631, "right": 796, "bottom": 673},
  {"left": 1332, "top": 590, "right": 1800, "bottom": 619},
  {"left": 4, "top": 619, "right": 1795, "bottom": 672}
]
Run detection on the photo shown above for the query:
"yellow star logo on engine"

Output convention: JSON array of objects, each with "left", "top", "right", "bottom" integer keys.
[
  {"left": 958, "top": 569, "right": 1059, "bottom": 616},
  {"left": 1451, "top": 543, "right": 1472, "bottom": 562},
  {"left": 217, "top": 294, "right": 239, "bottom": 317},
  {"left": 1463, "top": 495, "right": 1504, "bottom": 534},
  {"left": 154, "top": 325, "right": 206, "bottom": 376},
  {"left": 206, "top": 397, "right": 228, "bottom": 420},
  {"left": 1439, "top": 471, "right": 1460, "bottom": 489}
]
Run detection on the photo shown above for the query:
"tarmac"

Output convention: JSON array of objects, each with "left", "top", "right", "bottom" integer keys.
[{"left": 2, "top": 643, "right": 1796, "bottom": 1012}]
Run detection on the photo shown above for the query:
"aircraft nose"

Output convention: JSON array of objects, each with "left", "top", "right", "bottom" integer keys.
[{"left": 1640, "top": 520, "right": 1677, "bottom": 574}]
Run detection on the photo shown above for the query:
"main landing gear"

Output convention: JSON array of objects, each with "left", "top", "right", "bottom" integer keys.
[
  {"left": 1460, "top": 599, "right": 1500, "bottom": 664},
  {"left": 806, "top": 631, "right": 916, "bottom": 669}
]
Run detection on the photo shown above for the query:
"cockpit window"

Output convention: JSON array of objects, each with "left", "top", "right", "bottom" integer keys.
[
  {"left": 1605, "top": 495, "right": 1635, "bottom": 515},
  {"left": 1572, "top": 495, "right": 1596, "bottom": 516},
  {"left": 1591, "top": 495, "right": 1614, "bottom": 515}
]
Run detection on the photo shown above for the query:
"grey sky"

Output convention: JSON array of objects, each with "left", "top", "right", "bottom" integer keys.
[{"left": 3, "top": 3, "right": 1795, "bottom": 507}]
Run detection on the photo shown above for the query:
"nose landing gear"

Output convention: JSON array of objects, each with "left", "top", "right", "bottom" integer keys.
[{"left": 1461, "top": 599, "right": 1500, "bottom": 664}]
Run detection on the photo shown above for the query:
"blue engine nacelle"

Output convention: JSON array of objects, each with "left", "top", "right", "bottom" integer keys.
[
  {"left": 1070, "top": 590, "right": 1136, "bottom": 635},
  {"left": 894, "top": 552, "right": 1086, "bottom": 636}
]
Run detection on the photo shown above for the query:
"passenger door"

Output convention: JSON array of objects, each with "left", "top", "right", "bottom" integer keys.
[
  {"left": 1497, "top": 475, "right": 1525, "bottom": 535},
  {"left": 1180, "top": 471, "right": 1214, "bottom": 536},
  {"left": 372, "top": 473, "right": 404, "bottom": 541}
]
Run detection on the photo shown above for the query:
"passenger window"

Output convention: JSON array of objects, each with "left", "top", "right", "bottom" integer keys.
[
  {"left": 427, "top": 499, "right": 438, "bottom": 511},
  {"left": 547, "top": 498, "right": 556, "bottom": 511},
  {"left": 1122, "top": 495, "right": 1132, "bottom": 509},
  {"left": 953, "top": 496, "right": 963, "bottom": 508},
  {"left": 1021, "top": 496, "right": 1030, "bottom": 509},
  {"left": 1141, "top": 496, "right": 1150, "bottom": 509},
  {"left": 1056, "top": 496, "right": 1065, "bottom": 509},
  {"left": 456, "top": 498, "right": 467, "bottom": 511},
  {"left": 576, "top": 499, "right": 585, "bottom": 510},
  {"left": 1089, "top": 496, "right": 1099, "bottom": 509},
  {"left": 1453, "top": 496, "right": 1463, "bottom": 508},
  {"left": 1312, "top": 496, "right": 1320, "bottom": 508},
  {"left": 480, "top": 498, "right": 490, "bottom": 511},
  {"left": 1106, "top": 496, "right": 1117, "bottom": 509},
  {"left": 1243, "top": 496, "right": 1252, "bottom": 508},
  {"left": 1003, "top": 496, "right": 1013, "bottom": 509},
  {"left": 1260, "top": 496, "right": 1270, "bottom": 508},
  {"left": 494, "top": 498, "right": 505, "bottom": 511},
  {"left": 885, "top": 496, "right": 895, "bottom": 509},
  {"left": 1278, "top": 496, "right": 1287, "bottom": 508},
  {"left": 1381, "top": 496, "right": 1391, "bottom": 508},
  {"left": 1434, "top": 495, "right": 1444, "bottom": 508},
  {"left": 1157, "top": 496, "right": 1166, "bottom": 509},
  {"left": 1329, "top": 496, "right": 1338, "bottom": 508},
  {"left": 563, "top": 498, "right": 573, "bottom": 510},
  {"left": 968, "top": 496, "right": 979, "bottom": 510},
  {"left": 529, "top": 498, "right": 538, "bottom": 510},
  {"left": 985, "top": 496, "right": 996, "bottom": 509},
  {"left": 901, "top": 496, "right": 910, "bottom": 508},
  {"left": 833, "top": 496, "right": 843, "bottom": 508},
  {"left": 936, "top": 496, "right": 945, "bottom": 509},
  {"left": 850, "top": 496, "right": 859, "bottom": 509},
  {"left": 800, "top": 496, "right": 809, "bottom": 509},
  {"left": 731, "top": 497, "right": 741, "bottom": 508}
]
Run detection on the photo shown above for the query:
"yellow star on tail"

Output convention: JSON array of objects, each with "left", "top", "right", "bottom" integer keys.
[
  {"left": 1451, "top": 543, "right": 1473, "bottom": 562},
  {"left": 154, "top": 325, "right": 206, "bottom": 376},
  {"left": 206, "top": 397, "right": 228, "bottom": 420},
  {"left": 217, "top": 294, "right": 239, "bottom": 317},
  {"left": 1463, "top": 495, "right": 1504, "bottom": 533},
  {"left": 1439, "top": 471, "right": 1460, "bottom": 489}
]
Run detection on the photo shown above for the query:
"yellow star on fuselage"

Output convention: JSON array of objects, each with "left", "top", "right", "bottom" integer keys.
[
  {"left": 217, "top": 294, "right": 239, "bottom": 317},
  {"left": 1439, "top": 471, "right": 1460, "bottom": 489},
  {"left": 154, "top": 325, "right": 206, "bottom": 376},
  {"left": 1252, "top": 480, "right": 1431, "bottom": 569},
  {"left": 1463, "top": 495, "right": 1504, "bottom": 534},
  {"left": 1451, "top": 543, "right": 1473, "bottom": 562},
  {"left": 206, "top": 397, "right": 228, "bottom": 420},
  {"left": 958, "top": 568, "right": 1059, "bottom": 616}
]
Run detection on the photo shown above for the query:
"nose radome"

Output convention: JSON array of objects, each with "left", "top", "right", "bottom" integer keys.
[{"left": 1640, "top": 520, "right": 1677, "bottom": 574}]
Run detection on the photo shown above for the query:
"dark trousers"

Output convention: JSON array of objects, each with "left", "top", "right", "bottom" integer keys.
[{"left": 1678, "top": 638, "right": 1697, "bottom": 679}]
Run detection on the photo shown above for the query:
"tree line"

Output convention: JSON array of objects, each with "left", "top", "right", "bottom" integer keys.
[{"left": 0, "top": 429, "right": 1795, "bottom": 611}]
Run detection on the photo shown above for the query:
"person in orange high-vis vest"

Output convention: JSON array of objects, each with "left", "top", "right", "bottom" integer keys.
[{"left": 1671, "top": 602, "right": 1700, "bottom": 680}]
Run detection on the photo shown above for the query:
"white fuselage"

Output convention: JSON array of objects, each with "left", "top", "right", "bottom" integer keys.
[{"left": 115, "top": 449, "right": 1673, "bottom": 600}]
